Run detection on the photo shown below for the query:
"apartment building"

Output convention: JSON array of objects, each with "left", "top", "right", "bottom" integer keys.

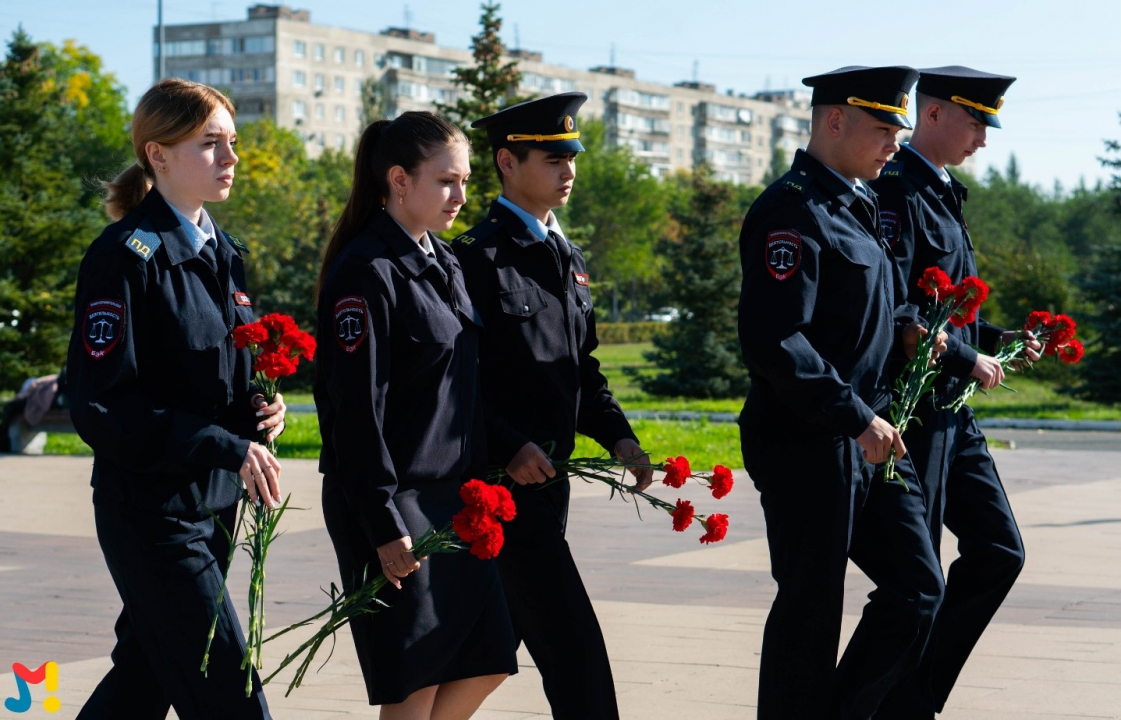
[{"left": 156, "top": 4, "right": 826, "bottom": 184}]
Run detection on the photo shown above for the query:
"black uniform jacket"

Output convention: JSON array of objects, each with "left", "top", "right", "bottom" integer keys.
[
  {"left": 739, "top": 149, "right": 910, "bottom": 439},
  {"left": 452, "top": 200, "right": 635, "bottom": 466},
  {"left": 871, "top": 145, "right": 1004, "bottom": 404},
  {"left": 67, "top": 188, "right": 258, "bottom": 515},
  {"left": 315, "top": 209, "right": 485, "bottom": 549}
]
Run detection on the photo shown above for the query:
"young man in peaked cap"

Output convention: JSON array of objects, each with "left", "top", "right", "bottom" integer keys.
[
  {"left": 453, "top": 92, "right": 651, "bottom": 719},
  {"left": 737, "top": 65, "right": 947, "bottom": 719},
  {"left": 870, "top": 66, "right": 1040, "bottom": 719}
]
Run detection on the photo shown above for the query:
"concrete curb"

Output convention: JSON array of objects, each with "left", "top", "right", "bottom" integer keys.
[{"left": 288, "top": 403, "right": 1120, "bottom": 432}]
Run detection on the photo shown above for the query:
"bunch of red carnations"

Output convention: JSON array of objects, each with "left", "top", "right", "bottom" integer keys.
[
  {"left": 261, "top": 480, "right": 516, "bottom": 695},
  {"left": 510, "top": 453, "right": 733, "bottom": 544},
  {"left": 886, "top": 267, "right": 990, "bottom": 484},
  {"left": 943, "top": 309, "right": 1084, "bottom": 412},
  {"left": 203, "top": 313, "right": 315, "bottom": 696}
]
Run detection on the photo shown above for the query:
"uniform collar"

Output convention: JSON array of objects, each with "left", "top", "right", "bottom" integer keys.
[
  {"left": 138, "top": 189, "right": 216, "bottom": 266},
  {"left": 372, "top": 208, "right": 440, "bottom": 279},
  {"left": 899, "top": 144, "right": 970, "bottom": 201},
  {"left": 487, "top": 200, "right": 545, "bottom": 249},
  {"left": 792, "top": 149, "right": 863, "bottom": 208},
  {"left": 165, "top": 202, "right": 217, "bottom": 253},
  {"left": 496, "top": 194, "right": 565, "bottom": 242}
]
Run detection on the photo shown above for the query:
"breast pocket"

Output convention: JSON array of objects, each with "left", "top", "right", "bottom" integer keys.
[
  {"left": 155, "top": 310, "right": 230, "bottom": 407},
  {"left": 499, "top": 286, "right": 548, "bottom": 320},
  {"left": 926, "top": 223, "right": 968, "bottom": 256}
]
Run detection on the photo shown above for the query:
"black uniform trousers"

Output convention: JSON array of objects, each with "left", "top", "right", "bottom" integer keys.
[
  {"left": 742, "top": 421, "right": 945, "bottom": 720},
  {"left": 875, "top": 404, "right": 1024, "bottom": 718},
  {"left": 494, "top": 478, "right": 619, "bottom": 720},
  {"left": 78, "top": 500, "right": 270, "bottom": 720}
]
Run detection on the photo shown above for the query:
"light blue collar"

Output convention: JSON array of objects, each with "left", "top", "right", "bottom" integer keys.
[
  {"left": 166, "top": 202, "right": 217, "bottom": 252},
  {"left": 823, "top": 165, "right": 869, "bottom": 195},
  {"left": 497, "top": 195, "right": 566, "bottom": 242},
  {"left": 904, "top": 143, "right": 951, "bottom": 184}
]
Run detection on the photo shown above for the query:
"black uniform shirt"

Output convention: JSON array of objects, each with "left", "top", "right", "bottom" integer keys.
[
  {"left": 871, "top": 144, "right": 1004, "bottom": 403},
  {"left": 315, "top": 209, "right": 485, "bottom": 548},
  {"left": 738, "top": 149, "right": 906, "bottom": 439},
  {"left": 67, "top": 188, "right": 257, "bottom": 514},
  {"left": 452, "top": 199, "right": 636, "bottom": 466}
]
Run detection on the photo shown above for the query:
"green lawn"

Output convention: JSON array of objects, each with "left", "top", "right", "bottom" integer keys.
[{"left": 36, "top": 342, "right": 1121, "bottom": 463}]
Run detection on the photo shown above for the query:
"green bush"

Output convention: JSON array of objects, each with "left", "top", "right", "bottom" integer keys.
[{"left": 597, "top": 322, "right": 666, "bottom": 345}]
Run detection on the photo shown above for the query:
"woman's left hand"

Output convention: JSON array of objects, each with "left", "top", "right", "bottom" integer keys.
[{"left": 251, "top": 392, "right": 287, "bottom": 444}]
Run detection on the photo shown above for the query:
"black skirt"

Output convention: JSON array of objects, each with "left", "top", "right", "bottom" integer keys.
[{"left": 322, "top": 475, "right": 518, "bottom": 705}]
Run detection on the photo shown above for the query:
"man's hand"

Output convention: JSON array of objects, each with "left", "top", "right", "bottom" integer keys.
[
  {"left": 251, "top": 391, "right": 287, "bottom": 444},
  {"left": 506, "top": 442, "right": 556, "bottom": 485},
  {"left": 971, "top": 354, "right": 1005, "bottom": 390},
  {"left": 902, "top": 321, "right": 948, "bottom": 365},
  {"left": 856, "top": 416, "right": 906, "bottom": 465},
  {"left": 614, "top": 438, "right": 653, "bottom": 491},
  {"left": 1006, "top": 329, "right": 1042, "bottom": 369}
]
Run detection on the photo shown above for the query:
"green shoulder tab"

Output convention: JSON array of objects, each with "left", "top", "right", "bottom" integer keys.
[
  {"left": 782, "top": 179, "right": 805, "bottom": 194},
  {"left": 224, "top": 233, "right": 250, "bottom": 254},
  {"left": 122, "top": 220, "right": 161, "bottom": 262}
]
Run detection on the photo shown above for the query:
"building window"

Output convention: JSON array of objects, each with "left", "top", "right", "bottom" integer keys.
[
  {"left": 314, "top": 73, "right": 324, "bottom": 91},
  {"left": 315, "top": 103, "right": 325, "bottom": 120},
  {"left": 334, "top": 47, "right": 345, "bottom": 64},
  {"left": 336, "top": 134, "right": 345, "bottom": 150},
  {"left": 336, "top": 105, "right": 345, "bottom": 123},
  {"left": 293, "top": 70, "right": 306, "bottom": 87},
  {"left": 355, "top": 78, "right": 363, "bottom": 94},
  {"left": 242, "top": 36, "right": 274, "bottom": 54},
  {"left": 293, "top": 40, "right": 306, "bottom": 58},
  {"left": 314, "top": 43, "right": 324, "bottom": 61},
  {"left": 318, "top": 133, "right": 326, "bottom": 147},
  {"left": 293, "top": 100, "right": 307, "bottom": 118},
  {"left": 355, "top": 49, "right": 365, "bottom": 66},
  {"left": 334, "top": 77, "right": 344, "bottom": 94},
  {"left": 677, "top": 148, "right": 684, "bottom": 160},
  {"left": 676, "top": 101, "right": 684, "bottom": 114}
]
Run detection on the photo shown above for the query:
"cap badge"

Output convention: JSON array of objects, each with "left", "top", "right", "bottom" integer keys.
[{"left": 564, "top": 115, "right": 575, "bottom": 132}]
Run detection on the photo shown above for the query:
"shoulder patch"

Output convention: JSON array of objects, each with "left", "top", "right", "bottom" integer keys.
[
  {"left": 123, "top": 224, "right": 161, "bottom": 261},
  {"left": 880, "top": 210, "right": 901, "bottom": 246},
  {"left": 333, "top": 296, "right": 368, "bottom": 353},
  {"left": 880, "top": 159, "right": 902, "bottom": 177},
  {"left": 782, "top": 180, "right": 805, "bottom": 194},
  {"left": 765, "top": 230, "right": 802, "bottom": 282},
  {"left": 82, "top": 299, "right": 125, "bottom": 359}
]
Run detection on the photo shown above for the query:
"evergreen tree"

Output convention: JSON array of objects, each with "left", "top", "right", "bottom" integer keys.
[
  {"left": 1077, "top": 116, "right": 1121, "bottom": 403},
  {"left": 435, "top": 2, "right": 524, "bottom": 229},
  {"left": 632, "top": 166, "right": 748, "bottom": 398},
  {"left": 0, "top": 30, "right": 129, "bottom": 390}
]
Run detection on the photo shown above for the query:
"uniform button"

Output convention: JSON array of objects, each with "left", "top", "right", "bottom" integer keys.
[
  {"left": 523, "top": 305, "right": 529, "bottom": 313},
  {"left": 799, "top": 171, "right": 807, "bottom": 176},
  {"left": 491, "top": 218, "right": 498, "bottom": 223}
]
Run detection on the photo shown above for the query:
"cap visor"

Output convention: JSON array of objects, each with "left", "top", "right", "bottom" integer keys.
[
  {"left": 860, "top": 107, "right": 912, "bottom": 130},
  {"left": 526, "top": 139, "right": 585, "bottom": 153},
  {"left": 964, "top": 107, "right": 1002, "bottom": 128}
]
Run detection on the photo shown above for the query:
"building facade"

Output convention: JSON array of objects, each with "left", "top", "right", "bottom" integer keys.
[{"left": 161, "top": 5, "right": 966, "bottom": 185}]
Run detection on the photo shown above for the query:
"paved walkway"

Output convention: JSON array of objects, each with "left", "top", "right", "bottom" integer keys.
[{"left": 2, "top": 431, "right": 1121, "bottom": 718}]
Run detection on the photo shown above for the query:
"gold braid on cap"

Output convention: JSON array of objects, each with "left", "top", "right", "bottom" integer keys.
[
  {"left": 950, "top": 95, "right": 1003, "bottom": 115},
  {"left": 846, "top": 96, "right": 908, "bottom": 115},
  {"left": 506, "top": 131, "right": 581, "bottom": 142}
]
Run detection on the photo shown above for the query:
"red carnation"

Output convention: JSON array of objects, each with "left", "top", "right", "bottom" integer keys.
[
  {"left": 1025, "top": 310, "right": 1052, "bottom": 332},
  {"left": 233, "top": 322, "right": 269, "bottom": 349},
  {"left": 662, "top": 456, "right": 692, "bottom": 488},
  {"left": 452, "top": 480, "right": 516, "bottom": 559},
  {"left": 281, "top": 330, "right": 317, "bottom": 361},
  {"left": 709, "top": 465, "right": 735, "bottom": 499},
  {"left": 695, "top": 513, "right": 730, "bottom": 540},
  {"left": 671, "top": 499, "right": 695, "bottom": 532},
  {"left": 918, "top": 267, "right": 954, "bottom": 299},
  {"left": 460, "top": 479, "right": 499, "bottom": 514},
  {"left": 699, "top": 514, "right": 729, "bottom": 544},
  {"left": 493, "top": 485, "right": 516, "bottom": 522},
  {"left": 1058, "top": 339, "right": 1084, "bottom": 364},
  {"left": 1049, "top": 314, "right": 1077, "bottom": 346},
  {"left": 956, "top": 276, "right": 990, "bottom": 306},
  {"left": 254, "top": 352, "right": 298, "bottom": 379}
]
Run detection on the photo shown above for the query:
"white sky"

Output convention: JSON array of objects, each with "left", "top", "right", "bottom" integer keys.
[{"left": 5, "top": 0, "right": 1120, "bottom": 191}]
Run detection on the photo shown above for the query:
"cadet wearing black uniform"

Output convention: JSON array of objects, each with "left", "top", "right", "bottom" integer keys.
[
  {"left": 738, "top": 66, "right": 946, "bottom": 720},
  {"left": 871, "top": 67, "right": 1029, "bottom": 720},
  {"left": 453, "top": 93, "right": 645, "bottom": 719},
  {"left": 69, "top": 80, "right": 279, "bottom": 720},
  {"left": 315, "top": 113, "right": 516, "bottom": 708}
]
